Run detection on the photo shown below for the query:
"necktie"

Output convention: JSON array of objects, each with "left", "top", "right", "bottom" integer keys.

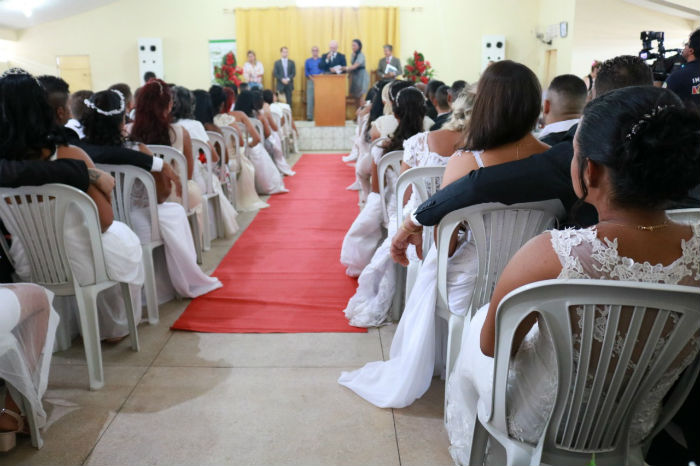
[{"left": 283, "top": 59, "right": 287, "bottom": 78}]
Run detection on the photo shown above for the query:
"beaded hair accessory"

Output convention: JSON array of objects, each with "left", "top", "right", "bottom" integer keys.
[
  {"left": 625, "top": 105, "right": 669, "bottom": 140},
  {"left": 395, "top": 86, "right": 423, "bottom": 107},
  {"left": 84, "top": 89, "right": 125, "bottom": 116}
]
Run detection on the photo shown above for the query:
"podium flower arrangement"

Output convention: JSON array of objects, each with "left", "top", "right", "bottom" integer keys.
[
  {"left": 404, "top": 51, "right": 435, "bottom": 84},
  {"left": 214, "top": 51, "right": 243, "bottom": 86}
]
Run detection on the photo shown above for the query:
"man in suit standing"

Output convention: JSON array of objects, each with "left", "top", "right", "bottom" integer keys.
[
  {"left": 319, "top": 40, "right": 346, "bottom": 73},
  {"left": 273, "top": 46, "right": 296, "bottom": 106},
  {"left": 377, "top": 44, "right": 402, "bottom": 81}
]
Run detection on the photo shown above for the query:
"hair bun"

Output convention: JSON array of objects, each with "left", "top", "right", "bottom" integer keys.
[{"left": 621, "top": 107, "right": 700, "bottom": 203}]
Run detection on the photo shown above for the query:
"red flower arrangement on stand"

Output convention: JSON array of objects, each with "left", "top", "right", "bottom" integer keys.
[
  {"left": 403, "top": 51, "right": 435, "bottom": 84},
  {"left": 213, "top": 51, "right": 244, "bottom": 87}
]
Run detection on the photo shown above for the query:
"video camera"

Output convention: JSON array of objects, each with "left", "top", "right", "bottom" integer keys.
[{"left": 639, "top": 31, "right": 685, "bottom": 82}]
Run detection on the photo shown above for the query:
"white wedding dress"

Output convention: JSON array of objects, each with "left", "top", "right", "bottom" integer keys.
[
  {"left": 248, "top": 141, "right": 288, "bottom": 194},
  {"left": 0, "top": 284, "right": 59, "bottom": 427},
  {"left": 266, "top": 131, "right": 295, "bottom": 176},
  {"left": 344, "top": 132, "right": 450, "bottom": 327},
  {"left": 129, "top": 180, "right": 222, "bottom": 301},
  {"left": 338, "top": 151, "right": 487, "bottom": 408},
  {"left": 340, "top": 144, "right": 395, "bottom": 277},
  {"left": 445, "top": 225, "right": 700, "bottom": 465},
  {"left": 215, "top": 114, "right": 269, "bottom": 212}
]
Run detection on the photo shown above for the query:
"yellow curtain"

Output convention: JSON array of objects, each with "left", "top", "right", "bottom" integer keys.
[{"left": 235, "top": 7, "right": 400, "bottom": 118}]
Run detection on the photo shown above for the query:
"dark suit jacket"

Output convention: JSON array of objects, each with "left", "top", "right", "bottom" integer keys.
[
  {"left": 0, "top": 158, "right": 92, "bottom": 281},
  {"left": 539, "top": 130, "right": 572, "bottom": 146},
  {"left": 425, "top": 100, "right": 438, "bottom": 121},
  {"left": 377, "top": 56, "right": 402, "bottom": 80},
  {"left": 414, "top": 126, "right": 599, "bottom": 227},
  {"left": 75, "top": 141, "right": 156, "bottom": 172},
  {"left": 0, "top": 158, "right": 89, "bottom": 191},
  {"left": 319, "top": 52, "right": 347, "bottom": 72},
  {"left": 273, "top": 59, "right": 296, "bottom": 90},
  {"left": 430, "top": 112, "right": 451, "bottom": 131}
]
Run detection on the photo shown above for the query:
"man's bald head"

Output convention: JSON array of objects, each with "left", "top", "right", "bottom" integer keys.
[
  {"left": 329, "top": 40, "right": 338, "bottom": 53},
  {"left": 543, "top": 74, "right": 588, "bottom": 125}
]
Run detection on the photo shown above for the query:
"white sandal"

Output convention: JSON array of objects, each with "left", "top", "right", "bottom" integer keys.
[{"left": 0, "top": 407, "right": 23, "bottom": 452}]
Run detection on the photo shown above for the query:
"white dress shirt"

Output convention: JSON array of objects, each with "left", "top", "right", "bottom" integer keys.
[{"left": 537, "top": 118, "right": 579, "bottom": 140}]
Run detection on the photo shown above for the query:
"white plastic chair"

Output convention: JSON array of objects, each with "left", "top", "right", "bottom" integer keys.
[
  {"left": 282, "top": 107, "right": 298, "bottom": 153},
  {"left": 0, "top": 184, "right": 140, "bottom": 390},
  {"left": 207, "top": 130, "right": 236, "bottom": 208},
  {"left": 250, "top": 118, "right": 265, "bottom": 144},
  {"left": 147, "top": 144, "right": 203, "bottom": 265},
  {"left": 391, "top": 166, "right": 445, "bottom": 320},
  {"left": 470, "top": 279, "right": 700, "bottom": 466},
  {"left": 96, "top": 163, "right": 163, "bottom": 324},
  {"left": 219, "top": 126, "right": 242, "bottom": 207},
  {"left": 191, "top": 137, "right": 224, "bottom": 250},
  {"left": 270, "top": 113, "right": 288, "bottom": 157},
  {"left": 376, "top": 150, "right": 404, "bottom": 224},
  {"left": 437, "top": 200, "right": 565, "bottom": 385},
  {"left": 666, "top": 208, "right": 700, "bottom": 225}
]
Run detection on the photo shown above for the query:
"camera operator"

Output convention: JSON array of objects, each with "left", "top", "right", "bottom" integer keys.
[{"left": 664, "top": 28, "right": 699, "bottom": 107}]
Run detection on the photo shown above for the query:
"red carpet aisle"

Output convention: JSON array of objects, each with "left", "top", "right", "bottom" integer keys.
[{"left": 172, "top": 154, "right": 366, "bottom": 333}]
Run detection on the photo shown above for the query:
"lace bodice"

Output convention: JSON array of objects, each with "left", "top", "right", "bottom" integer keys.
[
  {"left": 550, "top": 225, "right": 700, "bottom": 285},
  {"left": 402, "top": 132, "right": 450, "bottom": 168}
]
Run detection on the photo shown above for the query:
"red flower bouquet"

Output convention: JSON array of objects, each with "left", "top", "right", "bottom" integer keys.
[
  {"left": 214, "top": 51, "right": 244, "bottom": 87},
  {"left": 404, "top": 51, "right": 435, "bottom": 84}
]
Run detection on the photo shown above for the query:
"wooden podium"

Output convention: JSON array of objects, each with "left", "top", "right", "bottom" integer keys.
[{"left": 313, "top": 74, "right": 347, "bottom": 126}]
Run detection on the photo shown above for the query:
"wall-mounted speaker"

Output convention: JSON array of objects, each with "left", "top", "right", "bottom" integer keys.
[
  {"left": 137, "top": 38, "right": 163, "bottom": 83},
  {"left": 481, "top": 35, "right": 506, "bottom": 71}
]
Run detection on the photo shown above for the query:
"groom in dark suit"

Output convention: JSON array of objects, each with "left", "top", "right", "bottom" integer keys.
[
  {"left": 319, "top": 40, "right": 347, "bottom": 73},
  {"left": 273, "top": 46, "right": 296, "bottom": 105}
]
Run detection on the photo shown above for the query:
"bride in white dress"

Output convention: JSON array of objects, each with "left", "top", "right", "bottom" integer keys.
[
  {"left": 262, "top": 90, "right": 295, "bottom": 176},
  {"left": 344, "top": 91, "right": 474, "bottom": 327},
  {"left": 232, "top": 91, "right": 288, "bottom": 195},
  {"left": 445, "top": 86, "right": 700, "bottom": 465},
  {"left": 340, "top": 84, "right": 432, "bottom": 278},
  {"left": 202, "top": 87, "right": 269, "bottom": 212},
  {"left": 78, "top": 89, "right": 222, "bottom": 303},
  {"left": 339, "top": 61, "right": 549, "bottom": 408}
]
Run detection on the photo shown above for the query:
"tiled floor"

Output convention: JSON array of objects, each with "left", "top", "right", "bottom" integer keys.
[
  {"left": 2, "top": 152, "right": 452, "bottom": 466},
  {"left": 296, "top": 121, "right": 357, "bottom": 152}
]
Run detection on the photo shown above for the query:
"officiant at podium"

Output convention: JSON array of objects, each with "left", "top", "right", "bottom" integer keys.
[
  {"left": 319, "top": 40, "right": 347, "bottom": 74},
  {"left": 377, "top": 44, "right": 402, "bottom": 81}
]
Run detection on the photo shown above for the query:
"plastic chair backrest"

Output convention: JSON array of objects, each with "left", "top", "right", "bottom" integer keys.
[
  {"left": 666, "top": 208, "right": 700, "bottom": 225},
  {"left": 377, "top": 150, "right": 404, "bottom": 222},
  {"left": 395, "top": 166, "right": 445, "bottom": 252},
  {"left": 147, "top": 144, "right": 190, "bottom": 212},
  {"left": 191, "top": 137, "right": 215, "bottom": 195},
  {"left": 250, "top": 118, "right": 265, "bottom": 141},
  {"left": 233, "top": 122, "right": 251, "bottom": 152},
  {"left": 206, "top": 130, "right": 226, "bottom": 164},
  {"left": 437, "top": 200, "right": 565, "bottom": 318},
  {"left": 0, "top": 184, "right": 108, "bottom": 293},
  {"left": 271, "top": 113, "right": 282, "bottom": 131},
  {"left": 96, "top": 163, "right": 162, "bottom": 245},
  {"left": 489, "top": 279, "right": 700, "bottom": 464},
  {"left": 220, "top": 126, "right": 242, "bottom": 158}
]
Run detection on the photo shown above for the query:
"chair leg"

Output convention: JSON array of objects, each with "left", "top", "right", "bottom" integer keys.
[
  {"left": 188, "top": 212, "right": 203, "bottom": 265},
  {"left": 121, "top": 282, "right": 140, "bottom": 352},
  {"left": 201, "top": 198, "right": 212, "bottom": 251},
  {"left": 74, "top": 288, "right": 104, "bottom": 390},
  {"left": 6, "top": 385, "right": 42, "bottom": 449},
  {"left": 469, "top": 419, "right": 491, "bottom": 466},
  {"left": 142, "top": 245, "right": 159, "bottom": 325},
  {"left": 391, "top": 263, "right": 405, "bottom": 322}
]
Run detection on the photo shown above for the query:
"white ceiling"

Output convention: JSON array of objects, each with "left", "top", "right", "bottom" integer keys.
[{"left": 0, "top": 0, "right": 118, "bottom": 30}]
